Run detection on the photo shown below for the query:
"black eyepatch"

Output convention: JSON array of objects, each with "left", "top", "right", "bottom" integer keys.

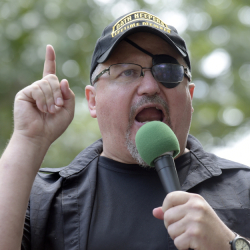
[{"left": 124, "top": 37, "right": 190, "bottom": 88}]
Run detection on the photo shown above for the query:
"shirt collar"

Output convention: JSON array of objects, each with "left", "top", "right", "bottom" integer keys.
[{"left": 181, "top": 134, "right": 249, "bottom": 191}]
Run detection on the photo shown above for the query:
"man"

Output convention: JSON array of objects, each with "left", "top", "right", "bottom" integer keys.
[{"left": 0, "top": 10, "right": 250, "bottom": 250}]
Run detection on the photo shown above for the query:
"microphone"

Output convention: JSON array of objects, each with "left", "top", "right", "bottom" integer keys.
[
  {"left": 136, "top": 121, "right": 194, "bottom": 250},
  {"left": 135, "top": 121, "right": 181, "bottom": 194}
]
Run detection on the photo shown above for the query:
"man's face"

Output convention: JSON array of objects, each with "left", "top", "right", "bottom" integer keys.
[{"left": 86, "top": 32, "right": 195, "bottom": 165}]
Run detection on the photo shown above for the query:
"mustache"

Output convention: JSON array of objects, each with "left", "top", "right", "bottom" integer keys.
[{"left": 129, "top": 95, "right": 171, "bottom": 128}]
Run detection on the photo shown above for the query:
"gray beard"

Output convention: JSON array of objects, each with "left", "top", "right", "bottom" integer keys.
[
  {"left": 125, "top": 133, "right": 148, "bottom": 167},
  {"left": 125, "top": 95, "right": 171, "bottom": 168}
]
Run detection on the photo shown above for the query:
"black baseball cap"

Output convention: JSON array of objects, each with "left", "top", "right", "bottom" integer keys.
[{"left": 90, "top": 10, "right": 191, "bottom": 82}]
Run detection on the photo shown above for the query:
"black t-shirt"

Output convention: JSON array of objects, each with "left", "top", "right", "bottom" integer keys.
[{"left": 87, "top": 153, "right": 191, "bottom": 250}]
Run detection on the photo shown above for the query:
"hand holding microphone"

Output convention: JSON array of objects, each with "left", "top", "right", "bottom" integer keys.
[{"left": 135, "top": 121, "right": 235, "bottom": 250}]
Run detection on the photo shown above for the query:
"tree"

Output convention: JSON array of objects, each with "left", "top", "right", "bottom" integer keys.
[{"left": 0, "top": 0, "right": 249, "bottom": 168}]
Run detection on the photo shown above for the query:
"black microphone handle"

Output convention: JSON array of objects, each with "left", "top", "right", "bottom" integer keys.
[
  {"left": 154, "top": 154, "right": 181, "bottom": 194},
  {"left": 154, "top": 154, "right": 194, "bottom": 250}
]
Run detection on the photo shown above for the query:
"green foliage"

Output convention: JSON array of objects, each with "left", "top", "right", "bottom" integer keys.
[{"left": 0, "top": 0, "right": 250, "bottom": 167}]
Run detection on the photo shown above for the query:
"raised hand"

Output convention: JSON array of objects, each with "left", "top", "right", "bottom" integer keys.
[
  {"left": 0, "top": 45, "right": 75, "bottom": 250},
  {"left": 153, "top": 191, "right": 235, "bottom": 250},
  {"left": 14, "top": 45, "right": 75, "bottom": 146}
]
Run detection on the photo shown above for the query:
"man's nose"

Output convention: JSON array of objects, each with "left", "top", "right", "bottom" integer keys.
[{"left": 137, "top": 70, "right": 161, "bottom": 96}]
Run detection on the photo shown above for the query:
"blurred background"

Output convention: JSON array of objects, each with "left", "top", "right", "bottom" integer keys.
[{"left": 0, "top": 0, "right": 250, "bottom": 168}]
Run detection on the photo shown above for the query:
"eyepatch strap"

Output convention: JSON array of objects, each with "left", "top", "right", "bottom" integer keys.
[
  {"left": 124, "top": 38, "right": 154, "bottom": 58},
  {"left": 124, "top": 38, "right": 180, "bottom": 65}
]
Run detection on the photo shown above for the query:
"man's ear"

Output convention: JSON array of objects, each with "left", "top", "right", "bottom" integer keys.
[
  {"left": 85, "top": 85, "right": 97, "bottom": 118},
  {"left": 189, "top": 83, "right": 195, "bottom": 100},
  {"left": 189, "top": 83, "right": 195, "bottom": 113}
]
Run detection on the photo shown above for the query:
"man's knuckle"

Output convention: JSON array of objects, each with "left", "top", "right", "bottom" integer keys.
[
  {"left": 43, "top": 74, "right": 58, "bottom": 83},
  {"left": 32, "top": 83, "right": 41, "bottom": 91},
  {"left": 167, "top": 224, "right": 175, "bottom": 238},
  {"left": 187, "top": 226, "right": 200, "bottom": 239},
  {"left": 191, "top": 200, "right": 206, "bottom": 213},
  {"left": 167, "top": 192, "right": 175, "bottom": 200},
  {"left": 49, "top": 74, "right": 58, "bottom": 81},
  {"left": 173, "top": 239, "right": 184, "bottom": 250},
  {"left": 163, "top": 212, "right": 170, "bottom": 225}
]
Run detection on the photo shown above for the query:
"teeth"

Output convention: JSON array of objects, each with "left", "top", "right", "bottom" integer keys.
[
  {"left": 156, "top": 107, "right": 160, "bottom": 110},
  {"left": 142, "top": 121, "right": 150, "bottom": 124}
]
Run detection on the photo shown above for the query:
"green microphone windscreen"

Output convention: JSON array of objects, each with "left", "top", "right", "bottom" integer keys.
[{"left": 135, "top": 121, "right": 180, "bottom": 167}]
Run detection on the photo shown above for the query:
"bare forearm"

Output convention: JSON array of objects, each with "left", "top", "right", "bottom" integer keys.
[
  {"left": 0, "top": 133, "right": 50, "bottom": 250},
  {"left": 0, "top": 44, "right": 75, "bottom": 250}
]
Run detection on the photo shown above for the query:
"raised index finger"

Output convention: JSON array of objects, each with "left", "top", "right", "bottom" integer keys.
[{"left": 43, "top": 44, "right": 56, "bottom": 77}]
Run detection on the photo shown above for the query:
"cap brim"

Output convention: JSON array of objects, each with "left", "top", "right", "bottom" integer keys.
[{"left": 97, "top": 26, "right": 187, "bottom": 64}]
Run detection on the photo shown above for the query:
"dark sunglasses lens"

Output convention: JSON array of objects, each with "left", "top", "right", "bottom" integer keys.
[{"left": 152, "top": 64, "right": 184, "bottom": 88}]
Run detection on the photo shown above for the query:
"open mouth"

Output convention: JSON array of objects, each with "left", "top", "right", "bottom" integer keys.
[{"left": 135, "top": 107, "right": 164, "bottom": 123}]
